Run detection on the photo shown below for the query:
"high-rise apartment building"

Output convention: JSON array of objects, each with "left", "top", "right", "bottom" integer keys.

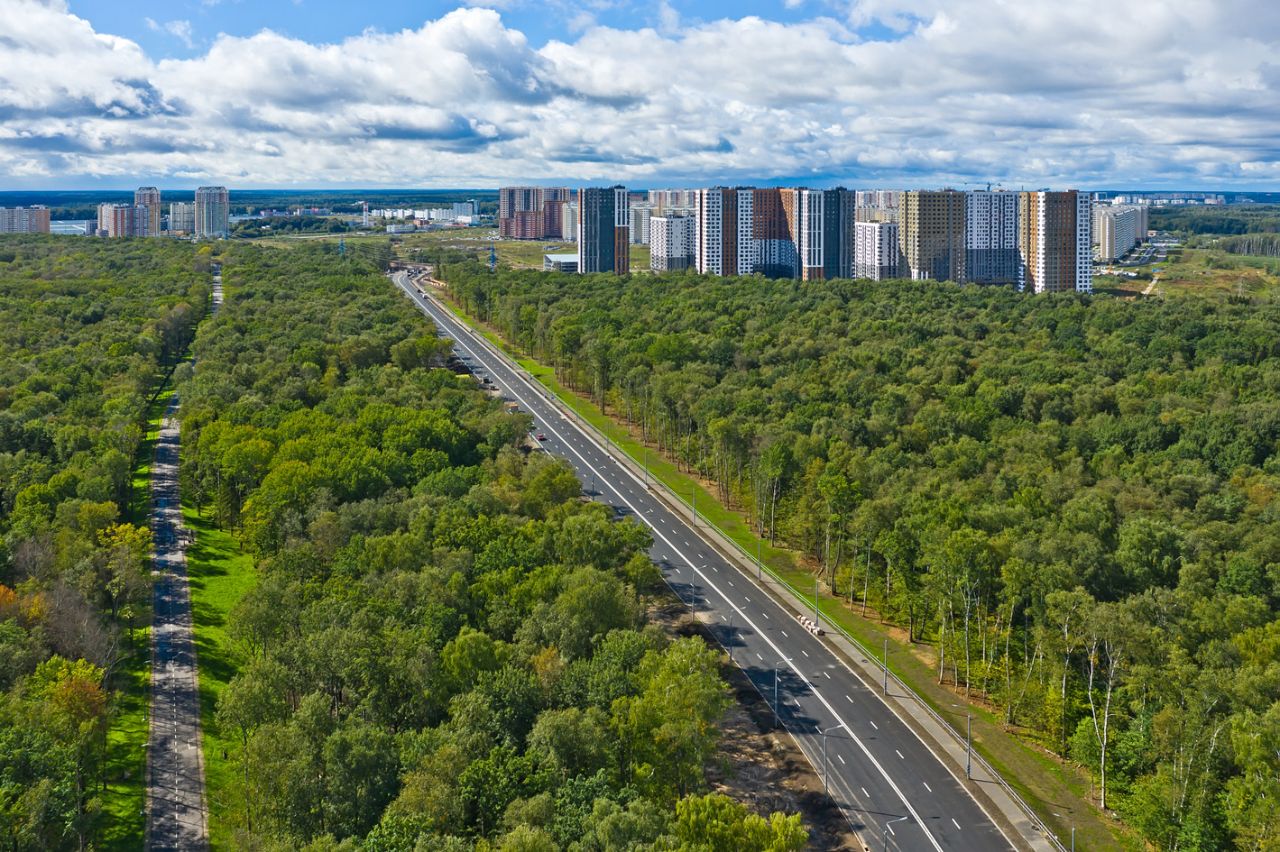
[
  {"left": 648, "top": 189, "right": 698, "bottom": 214},
  {"left": 854, "top": 221, "right": 901, "bottom": 280},
  {"left": 543, "top": 187, "right": 571, "bottom": 239},
  {"left": 561, "top": 201, "right": 578, "bottom": 243},
  {"left": 612, "top": 186, "right": 630, "bottom": 274},
  {"left": 499, "top": 186, "right": 543, "bottom": 239},
  {"left": 578, "top": 186, "right": 628, "bottom": 274},
  {"left": 965, "top": 190, "right": 1019, "bottom": 284},
  {"left": 855, "top": 190, "right": 901, "bottom": 223},
  {"left": 134, "top": 186, "right": 162, "bottom": 237},
  {"left": 169, "top": 202, "right": 194, "bottom": 235},
  {"left": 695, "top": 188, "right": 755, "bottom": 276},
  {"left": 900, "top": 190, "right": 966, "bottom": 282},
  {"left": 751, "top": 188, "right": 796, "bottom": 279},
  {"left": 97, "top": 203, "right": 145, "bottom": 238},
  {"left": 498, "top": 186, "right": 570, "bottom": 239},
  {"left": 1094, "top": 204, "right": 1149, "bottom": 261},
  {"left": 194, "top": 186, "right": 230, "bottom": 238},
  {"left": 797, "top": 189, "right": 827, "bottom": 281},
  {"left": 650, "top": 213, "right": 695, "bottom": 272},
  {"left": 629, "top": 204, "right": 653, "bottom": 245},
  {"left": 1018, "top": 191, "right": 1092, "bottom": 293},
  {"left": 0, "top": 206, "right": 51, "bottom": 233}
]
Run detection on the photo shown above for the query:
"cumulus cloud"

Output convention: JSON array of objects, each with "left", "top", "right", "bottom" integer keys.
[{"left": 0, "top": 0, "right": 1277, "bottom": 187}]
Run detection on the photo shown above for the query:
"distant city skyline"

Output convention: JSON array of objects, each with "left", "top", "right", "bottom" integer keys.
[{"left": 3, "top": 1, "right": 1278, "bottom": 190}]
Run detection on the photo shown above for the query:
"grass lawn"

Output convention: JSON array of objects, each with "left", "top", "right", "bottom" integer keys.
[
  {"left": 98, "top": 628, "right": 151, "bottom": 850},
  {"left": 436, "top": 288, "right": 1136, "bottom": 852},
  {"left": 183, "top": 503, "right": 257, "bottom": 850}
]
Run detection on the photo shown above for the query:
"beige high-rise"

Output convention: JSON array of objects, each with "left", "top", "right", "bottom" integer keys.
[
  {"left": 899, "top": 190, "right": 966, "bottom": 282},
  {"left": 134, "top": 187, "right": 161, "bottom": 236}
]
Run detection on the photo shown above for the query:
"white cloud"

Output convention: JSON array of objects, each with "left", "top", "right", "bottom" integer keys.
[
  {"left": 0, "top": 0, "right": 1278, "bottom": 187},
  {"left": 146, "top": 17, "right": 195, "bottom": 49}
]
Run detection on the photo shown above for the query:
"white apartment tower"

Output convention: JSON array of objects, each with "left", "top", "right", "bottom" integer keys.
[
  {"left": 854, "top": 221, "right": 901, "bottom": 280},
  {"left": 965, "top": 190, "right": 1019, "bottom": 284},
  {"left": 797, "top": 189, "right": 825, "bottom": 281},
  {"left": 1095, "top": 204, "right": 1149, "bottom": 261},
  {"left": 695, "top": 188, "right": 755, "bottom": 276},
  {"left": 650, "top": 214, "right": 695, "bottom": 272}
]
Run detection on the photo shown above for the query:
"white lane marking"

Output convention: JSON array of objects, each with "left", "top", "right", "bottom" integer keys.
[
  {"left": 756, "top": 653, "right": 763, "bottom": 661},
  {"left": 781, "top": 630, "right": 789, "bottom": 638},
  {"left": 407, "top": 280, "right": 947, "bottom": 852},
  {"left": 896, "top": 749, "right": 905, "bottom": 759},
  {"left": 823, "top": 671, "right": 831, "bottom": 679},
  {"left": 837, "top": 754, "right": 846, "bottom": 765},
  {"left": 951, "top": 819, "right": 961, "bottom": 831},
  {"left": 862, "top": 786, "right": 870, "bottom": 798},
  {"left": 870, "top": 720, "right": 879, "bottom": 730},
  {"left": 728, "top": 580, "right": 735, "bottom": 587},
  {"left": 845, "top": 694, "right": 853, "bottom": 703},
  {"left": 923, "top": 781, "right": 932, "bottom": 793},
  {"left": 761, "top": 611, "right": 769, "bottom": 619}
]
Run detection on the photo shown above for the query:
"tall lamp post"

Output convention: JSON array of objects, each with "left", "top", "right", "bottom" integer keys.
[
  {"left": 821, "top": 724, "right": 842, "bottom": 795},
  {"left": 883, "top": 815, "right": 909, "bottom": 851},
  {"left": 773, "top": 659, "right": 792, "bottom": 728}
]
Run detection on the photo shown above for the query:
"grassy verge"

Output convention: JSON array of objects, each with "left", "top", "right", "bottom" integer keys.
[
  {"left": 99, "top": 628, "right": 151, "bottom": 850},
  {"left": 183, "top": 503, "right": 257, "bottom": 850},
  {"left": 437, "top": 289, "right": 1134, "bottom": 851}
]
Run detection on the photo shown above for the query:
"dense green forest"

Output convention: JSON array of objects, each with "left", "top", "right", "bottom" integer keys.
[
  {"left": 0, "top": 235, "right": 207, "bottom": 848},
  {"left": 1152, "top": 204, "right": 1280, "bottom": 237},
  {"left": 178, "top": 243, "right": 805, "bottom": 850},
  {"left": 446, "top": 262, "right": 1280, "bottom": 850},
  {"left": 232, "top": 215, "right": 353, "bottom": 238}
]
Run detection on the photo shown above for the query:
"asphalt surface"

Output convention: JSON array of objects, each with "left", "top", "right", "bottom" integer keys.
[
  {"left": 145, "top": 272, "right": 219, "bottom": 851},
  {"left": 393, "top": 272, "right": 1014, "bottom": 852}
]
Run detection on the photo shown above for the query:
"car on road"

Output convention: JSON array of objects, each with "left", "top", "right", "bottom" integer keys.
[{"left": 536, "top": 433, "right": 547, "bottom": 441}]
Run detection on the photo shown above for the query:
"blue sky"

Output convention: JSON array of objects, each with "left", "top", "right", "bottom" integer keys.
[
  {"left": 2, "top": 0, "right": 1278, "bottom": 189},
  {"left": 69, "top": 1, "right": 855, "bottom": 55}
]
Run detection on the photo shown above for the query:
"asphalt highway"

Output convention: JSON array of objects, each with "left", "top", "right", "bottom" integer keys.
[{"left": 393, "top": 272, "right": 1014, "bottom": 852}]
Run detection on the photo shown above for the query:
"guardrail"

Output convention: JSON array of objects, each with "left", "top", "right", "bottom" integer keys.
[{"left": 417, "top": 281, "right": 1069, "bottom": 852}]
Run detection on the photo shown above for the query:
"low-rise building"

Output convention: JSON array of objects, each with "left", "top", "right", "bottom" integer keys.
[{"left": 544, "top": 253, "right": 579, "bottom": 272}]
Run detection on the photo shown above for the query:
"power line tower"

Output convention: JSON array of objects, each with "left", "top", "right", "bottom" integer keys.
[
  {"left": 488, "top": 243, "right": 497, "bottom": 272},
  {"left": 338, "top": 238, "right": 346, "bottom": 258}
]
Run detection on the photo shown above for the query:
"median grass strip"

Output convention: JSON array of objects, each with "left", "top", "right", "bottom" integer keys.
[
  {"left": 182, "top": 503, "right": 257, "bottom": 850},
  {"left": 437, "top": 289, "right": 1131, "bottom": 852}
]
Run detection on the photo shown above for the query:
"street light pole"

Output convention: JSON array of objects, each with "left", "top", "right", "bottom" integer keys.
[
  {"left": 967, "top": 714, "right": 973, "bottom": 779},
  {"left": 814, "top": 577, "right": 819, "bottom": 628},
  {"left": 821, "top": 724, "right": 841, "bottom": 795},
  {"left": 883, "top": 638, "right": 889, "bottom": 695},
  {"left": 757, "top": 536, "right": 762, "bottom": 581},
  {"left": 773, "top": 659, "right": 791, "bottom": 727},
  {"left": 884, "top": 815, "right": 909, "bottom": 851}
]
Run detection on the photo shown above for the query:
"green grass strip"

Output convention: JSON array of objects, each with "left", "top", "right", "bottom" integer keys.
[{"left": 183, "top": 504, "right": 257, "bottom": 850}]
